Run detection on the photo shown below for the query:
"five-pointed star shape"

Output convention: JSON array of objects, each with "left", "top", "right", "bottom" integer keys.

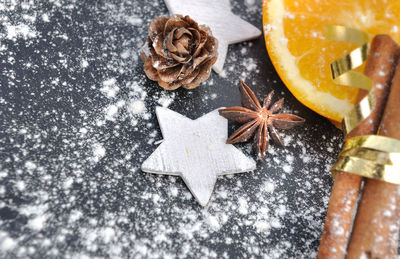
[
  {"left": 141, "top": 107, "right": 257, "bottom": 206},
  {"left": 164, "top": 0, "right": 261, "bottom": 73}
]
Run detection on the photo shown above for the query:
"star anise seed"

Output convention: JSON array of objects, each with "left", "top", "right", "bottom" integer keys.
[{"left": 219, "top": 80, "right": 305, "bottom": 160}]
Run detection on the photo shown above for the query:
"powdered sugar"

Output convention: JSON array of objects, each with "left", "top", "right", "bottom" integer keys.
[
  {"left": 0, "top": 232, "right": 16, "bottom": 252},
  {"left": 92, "top": 143, "right": 106, "bottom": 162},
  {"left": 101, "top": 79, "right": 120, "bottom": 98},
  {"left": 4, "top": 23, "right": 37, "bottom": 40},
  {"left": 28, "top": 215, "right": 47, "bottom": 231},
  {"left": 128, "top": 100, "right": 146, "bottom": 115},
  {"left": 0, "top": 0, "right": 343, "bottom": 258}
]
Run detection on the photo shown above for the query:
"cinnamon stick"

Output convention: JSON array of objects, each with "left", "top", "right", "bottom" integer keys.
[
  {"left": 346, "top": 57, "right": 400, "bottom": 258},
  {"left": 318, "top": 35, "right": 400, "bottom": 258}
]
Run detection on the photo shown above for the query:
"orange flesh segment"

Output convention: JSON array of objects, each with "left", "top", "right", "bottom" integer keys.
[{"left": 263, "top": 0, "right": 400, "bottom": 121}]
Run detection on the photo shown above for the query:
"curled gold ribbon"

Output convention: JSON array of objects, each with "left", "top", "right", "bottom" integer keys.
[
  {"left": 342, "top": 93, "right": 375, "bottom": 135},
  {"left": 326, "top": 26, "right": 400, "bottom": 184},
  {"left": 332, "top": 135, "right": 400, "bottom": 185},
  {"left": 325, "top": 25, "right": 374, "bottom": 134},
  {"left": 326, "top": 25, "right": 370, "bottom": 88},
  {"left": 342, "top": 135, "right": 400, "bottom": 154}
]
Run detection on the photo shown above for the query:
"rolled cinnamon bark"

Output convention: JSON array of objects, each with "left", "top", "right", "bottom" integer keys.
[
  {"left": 346, "top": 57, "right": 400, "bottom": 258},
  {"left": 318, "top": 35, "right": 400, "bottom": 259}
]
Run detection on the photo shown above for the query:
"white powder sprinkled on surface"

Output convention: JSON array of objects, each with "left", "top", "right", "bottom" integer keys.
[
  {"left": 282, "top": 164, "right": 293, "bottom": 173},
  {"left": 15, "top": 181, "right": 26, "bottom": 191},
  {"left": 128, "top": 100, "right": 146, "bottom": 115},
  {"left": 126, "top": 15, "right": 143, "bottom": 26},
  {"left": 207, "top": 215, "right": 221, "bottom": 230},
  {"left": 101, "top": 227, "right": 115, "bottom": 243},
  {"left": 25, "top": 161, "right": 37, "bottom": 170},
  {"left": 92, "top": 143, "right": 106, "bottom": 162},
  {"left": 0, "top": 0, "right": 345, "bottom": 258},
  {"left": 5, "top": 23, "right": 37, "bottom": 40},
  {"left": 28, "top": 215, "right": 47, "bottom": 231},
  {"left": 101, "top": 85, "right": 119, "bottom": 99},
  {"left": 81, "top": 59, "right": 89, "bottom": 68},
  {"left": 105, "top": 104, "right": 119, "bottom": 121},
  {"left": 157, "top": 93, "right": 175, "bottom": 107},
  {"left": 42, "top": 13, "right": 50, "bottom": 22},
  {"left": 0, "top": 232, "right": 16, "bottom": 252},
  {"left": 378, "top": 70, "right": 387, "bottom": 76},
  {"left": 238, "top": 197, "right": 249, "bottom": 215},
  {"left": 265, "top": 182, "right": 275, "bottom": 193}
]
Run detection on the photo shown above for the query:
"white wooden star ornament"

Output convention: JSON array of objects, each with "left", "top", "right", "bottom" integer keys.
[
  {"left": 164, "top": 0, "right": 262, "bottom": 73},
  {"left": 141, "top": 107, "right": 257, "bottom": 206}
]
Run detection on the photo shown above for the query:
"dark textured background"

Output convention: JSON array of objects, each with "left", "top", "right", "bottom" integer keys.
[{"left": 0, "top": 0, "right": 343, "bottom": 258}]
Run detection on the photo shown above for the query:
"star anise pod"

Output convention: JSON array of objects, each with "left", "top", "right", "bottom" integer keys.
[{"left": 219, "top": 80, "right": 305, "bottom": 160}]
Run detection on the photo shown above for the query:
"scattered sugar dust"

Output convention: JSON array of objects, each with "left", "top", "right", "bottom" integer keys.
[{"left": 0, "top": 0, "right": 345, "bottom": 258}]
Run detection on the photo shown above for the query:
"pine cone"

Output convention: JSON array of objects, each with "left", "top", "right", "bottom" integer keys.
[{"left": 140, "top": 15, "right": 218, "bottom": 90}]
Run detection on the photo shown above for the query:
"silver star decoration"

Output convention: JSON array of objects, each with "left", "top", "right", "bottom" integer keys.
[
  {"left": 141, "top": 107, "right": 257, "bottom": 206},
  {"left": 164, "top": 0, "right": 261, "bottom": 73}
]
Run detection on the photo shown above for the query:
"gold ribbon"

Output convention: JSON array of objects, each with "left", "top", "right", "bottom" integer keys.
[
  {"left": 326, "top": 26, "right": 370, "bottom": 89},
  {"left": 332, "top": 135, "right": 400, "bottom": 184},
  {"left": 325, "top": 25, "right": 374, "bottom": 135},
  {"left": 326, "top": 25, "right": 400, "bottom": 184}
]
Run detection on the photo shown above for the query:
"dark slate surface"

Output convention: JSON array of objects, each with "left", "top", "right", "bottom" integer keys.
[{"left": 0, "top": 0, "right": 343, "bottom": 258}]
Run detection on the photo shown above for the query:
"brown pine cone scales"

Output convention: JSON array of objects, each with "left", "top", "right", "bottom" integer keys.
[{"left": 140, "top": 15, "right": 218, "bottom": 90}]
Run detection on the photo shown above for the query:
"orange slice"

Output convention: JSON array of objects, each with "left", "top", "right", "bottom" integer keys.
[{"left": 262, "top": 0, "right": 400, "bottom": 121}]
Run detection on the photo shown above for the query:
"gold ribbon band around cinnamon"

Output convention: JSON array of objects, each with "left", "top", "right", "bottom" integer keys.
[
  {"left": 326, "top": 25, "right": 400, "bottom": 184},
  {"left": 332, "top": 135, "right": 400, "bottom": 184}
]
